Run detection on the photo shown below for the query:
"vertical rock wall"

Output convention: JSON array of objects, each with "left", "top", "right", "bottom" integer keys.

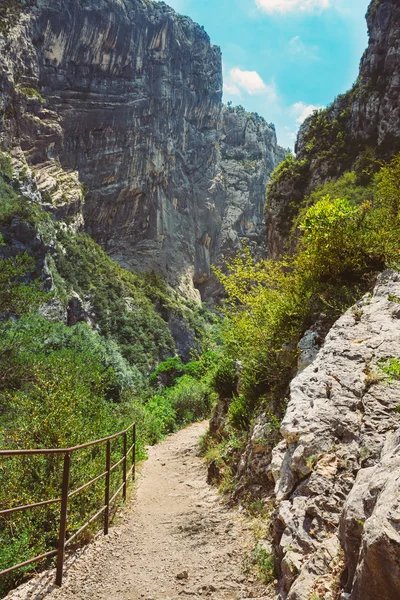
[{"left": 0, "top": 0, "right": 284, "bottom": 300}]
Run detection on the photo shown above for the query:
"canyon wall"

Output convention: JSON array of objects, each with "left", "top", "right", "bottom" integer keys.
[{"left": 0, "top": 0, "right": 283, "bottom": 300}]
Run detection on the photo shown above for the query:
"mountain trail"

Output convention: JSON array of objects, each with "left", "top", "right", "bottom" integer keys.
[{"left": 9, "top": 422, "right": 273, "bottom": 600}]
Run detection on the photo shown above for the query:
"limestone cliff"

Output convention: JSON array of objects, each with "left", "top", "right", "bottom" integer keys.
[
  {"left": 0, "top": 0, "right": 283, "bottom": 300},
  {"left": 271, "top": 271, "right": 400, "bottom": 599},
  {"left": 266, "top": 0, "right": 400, "bottom": 259}
]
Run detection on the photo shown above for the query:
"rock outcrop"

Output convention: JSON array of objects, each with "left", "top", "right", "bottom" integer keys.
[
  {"left": 271, "top": 271, "right": 400, "bottom": 599},
  {"left": 266, "top": 0, "right": 400, "bottom": 258},
  {"left": 0, "top": 0, "right": 283, "bottom": 300}
]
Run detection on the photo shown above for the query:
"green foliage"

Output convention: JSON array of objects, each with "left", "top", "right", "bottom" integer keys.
[
  {"left": 267, "top": 153, "right": 309, "bottom": 193},
  {"left": 292, "top": 171, "right": 374, "bottom": 230},
  {"left": 143, "top": 395, "right": 177, "bottom": 440},
  {"left": 214, "top": 248, "right": 312, "bottom": 412},
  {"left": 253, "top": 544, "right": 275, "bottom": 584},
  {"left": 298, "top": 196, "right": 367, "bottom": 279},
  {"left": 228, "top": 394, "right": 254, "bottom": 431},
  {"left": 149, "top": 356, "right": 184, "bottom": 388},
  {"left": 0, "top": 176, "right": 50, "bottom": 227},
  {"left": 183, "top": 350, "right": 218, "bottom": 380},
  {"left": 378, "top": 358, "right": 400, "bottom": 382},
  {"left": 0, "top": 254, "right": 52, "bottom": 316},
  {"left": 54, "top": 230, "right": 175, "bottom": 373},
  {"left": 165, "top": 375, "right": 214, "bottom": 425},
  {"left": 0, "top": 152, "right": 13, "bottom": 180},
  {"left": 215, "top": 155, "right": 400, "bottom": 443},
  {"left": 211, "top": 357, "right": 238, "bottom": 398}
]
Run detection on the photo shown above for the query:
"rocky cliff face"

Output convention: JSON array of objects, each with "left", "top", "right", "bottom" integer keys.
[
  {"left": 0, "top": 0, "right": 283, "bottom": 300},
  {"left": 231, "top": 272, "right": 400, "bottom": 600},
  {"left": 266, "top": 0, "right": 400, "bottom": 259}
]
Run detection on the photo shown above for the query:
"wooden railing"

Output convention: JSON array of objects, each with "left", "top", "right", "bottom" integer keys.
[{"left": 0, "top": 422, "right": 136, "bottom": 587}]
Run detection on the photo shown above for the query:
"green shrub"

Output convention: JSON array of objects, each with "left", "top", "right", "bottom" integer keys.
[
  {"left": 228, "top": 394, "right": 255, "bottom": 431},
  {"left": 215, "top": 154, "right": 400, "bottom": 451},
  {"left": 0, "top": 176, "right": 50, "bottom": 226},
  {"left": 267, "top": 154, "right": 309, "bottom": 197},
  {"left": 253, "top": 544, "right": 275, "bottom": 584},
  {"left": 144, "top": 395, "right": 176, "bottom": 439},
  {"left": 0, "top": 153, "right": 13, "bottom": 180},
  {"left": 149, "top": 356, "right": 185, "bottom": 388},
  {"left": 166, "top": 375, "right": 214, "bottom": 425},
  {"left": 0, "top": 254, "right": 53, "bottom": 316},
  {"left": 211, "top": 357, "right": 238, "bottom": 398}
]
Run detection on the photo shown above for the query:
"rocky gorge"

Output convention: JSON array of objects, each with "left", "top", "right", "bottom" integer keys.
[
  {"left": 0, "top": 0, "right": 284, "bottom": 302},
  {"left": 0, "top": 1, "right": 400, "bottom": 600}
]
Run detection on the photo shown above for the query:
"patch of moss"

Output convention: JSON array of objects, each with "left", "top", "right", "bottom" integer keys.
[
  {"left": 0, "top": 152, "right": 13, "bottom": 180},
  {"left": 18, "top": 86, "right": 45, "bottom": 103}
]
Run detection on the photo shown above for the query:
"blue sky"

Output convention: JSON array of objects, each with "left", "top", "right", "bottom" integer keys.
[{"left": 165, "top": 0, "right": 370, "bottom": 149}]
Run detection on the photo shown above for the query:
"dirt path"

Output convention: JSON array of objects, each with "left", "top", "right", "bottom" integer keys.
[{"left": 8, "top": 422, "right": 272, "bottom": 600}]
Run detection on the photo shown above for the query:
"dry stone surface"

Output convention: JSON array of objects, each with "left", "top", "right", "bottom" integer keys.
[{"left": 272, "top": 270, "right": 400, "bottom": 600}]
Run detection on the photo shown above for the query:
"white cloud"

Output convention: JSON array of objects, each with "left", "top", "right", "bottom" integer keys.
[
  {"left": 255, "top": 0, "right": 331, "bottom": 13},
  {"left": 289, "top": 36, "right": 319, "bottom": 60},
  {"left": 291, "top": 101, "right": 324, "bottom": 123},
  {"left": 284, "top": 126, "right": 298, "bottom": 141},
  {"left": 223, "top": 82, "right": 241, "bottom": 96},
  {"left": 228, "top": 67, "right": 277, "bottom": 99}
]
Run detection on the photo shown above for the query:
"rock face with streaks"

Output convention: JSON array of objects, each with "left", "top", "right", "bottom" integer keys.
[
  {"left": 0, "top": 0, "right": 283, "bottom": 300},
  {"left": 271, "top": 270, "right": 400, "bottom": 600}
]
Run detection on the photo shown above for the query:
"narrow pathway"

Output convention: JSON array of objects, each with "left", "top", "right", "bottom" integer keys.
[{"left": 9, "top": 422, "right": 272, "bottom": 600}]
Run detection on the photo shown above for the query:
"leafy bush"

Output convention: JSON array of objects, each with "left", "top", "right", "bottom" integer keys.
[
  {"left": 211, "top": 357, "right": 238, "bottom": 398},
  {"left": 144, "top": 395, "right": 177, "bottom": 440},
  {"left": 165, "top": 375, "right": 214, "bottom": 425},
  {"left": 0, "top": 152, "right": 13, "bottom": 180},
  {"left": 0, "top": 254, "right": 52, "bottom": 316},
  {"left": 267, "top": 153, "right": 309, "bottom": 192},
  {"left": 253, "top": 544, "right": 275, "bottom": 584},
  {"left": 149, "top": 356, "right": 185, "bottom": 388},
  {"left": 0, "top": 176, "right": 51, "bottom": 227},
  {"left": 215, "top": 154, "right": 400, "bottom": 440}
]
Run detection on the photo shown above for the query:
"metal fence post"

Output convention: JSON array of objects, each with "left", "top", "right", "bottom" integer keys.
[
  {"left": 123, "top": 432, "right": 127, "bottom": 501},
  {"left": 132, "top": 424, "right": 136, "bottom": 481},
  {"left": 56, "top": 452, "right": 71, "bottom": 587},
  {"left": 104, "top": 440, "right": 111, "bottom": 535}
]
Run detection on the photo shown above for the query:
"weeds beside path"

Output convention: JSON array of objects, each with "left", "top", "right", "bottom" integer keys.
[{"left": 7, "top": 422, "right": 273, "bottom": 600}]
